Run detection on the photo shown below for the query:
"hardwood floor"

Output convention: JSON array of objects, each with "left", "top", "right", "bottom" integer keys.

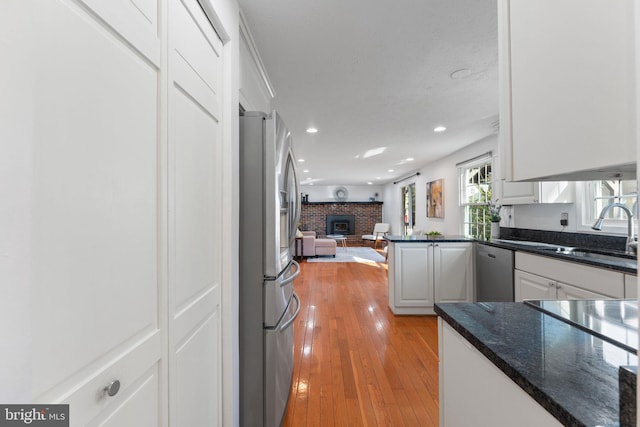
[{"left": 282, "top": 256, "right": 439, "bottom": 426}]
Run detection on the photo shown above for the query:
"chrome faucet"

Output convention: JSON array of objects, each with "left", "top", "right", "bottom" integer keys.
[{"left": 591, "top": 202, "right": 635, "bottom": 254}]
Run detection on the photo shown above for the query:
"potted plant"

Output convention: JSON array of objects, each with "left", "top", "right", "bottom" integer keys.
[{"left": 489, "top": 200, "right": 502, "bottom": 239}]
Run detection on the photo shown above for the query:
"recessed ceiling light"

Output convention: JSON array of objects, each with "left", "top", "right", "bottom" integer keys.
[
  {"left": 434, "top": 126, "right": 447, "bottom": 132},
  {"left": 309, "top": 183, "right": 314, "bottom": 186},
  {"left": 298, "top": 158, "right": 305, "bottom": 162},
  {"left": 367, "top": 182, "right": 373, "bottom": 185},
  {"left": 406, "top": 157, "right": 414, "bottom": 161},
  {"left": 303, "top": 170, "right": 309, "bottom": 173},
  {"left": 306, "top": 127, "right": 318, "bottom": 134},
  {"left": 387, "top": 169, "right": 394, "bottom": 173},
  {"left": 363, "top": 147, "right": 386, "bottom": 158}
]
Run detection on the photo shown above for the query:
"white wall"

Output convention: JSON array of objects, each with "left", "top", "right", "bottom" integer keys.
[
  {"left": 383, "top": 135, "right": 497, "bottom": 236},
  {"left": 302, "top": 184, "right": 385, "bottom": 202},
  {"left": 381, "top": 131, "right": 629, "bottom": 238},
  {"left": 508, "top": 204, "right": 579, "bottom": 232}
]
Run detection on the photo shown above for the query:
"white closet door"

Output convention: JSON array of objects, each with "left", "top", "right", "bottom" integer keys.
[
  {"left": 168, "top": 0, "right": 223, "bottom": 425},
  {"left": 11, "top": 0, "right": 163, "bottom": 423}
]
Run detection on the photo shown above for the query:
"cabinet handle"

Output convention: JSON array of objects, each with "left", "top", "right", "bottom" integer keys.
[
  {"left": 548, "top": 282, "right": 555, "bottom": 287},
  {"left": 434, "top": 244, "right": 439, "bottom": 247},
  {"left": 103, "top": 380, "right": 121, "bottom": 397}
]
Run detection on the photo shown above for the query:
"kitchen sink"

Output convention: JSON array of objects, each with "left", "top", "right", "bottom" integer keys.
[
  {"left": 491, "top": 239, "right": 566, "bottom": 249},
  {"left": 492, "top": 239, "right": 637, "bottom": 268},
  {"left": 539, "top": 247, "right": 637, "bottom": 263}
]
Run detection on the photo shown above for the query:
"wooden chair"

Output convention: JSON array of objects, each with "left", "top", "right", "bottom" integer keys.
[{"left": 362, "top": 223, "right": 390, "bottom": 249}]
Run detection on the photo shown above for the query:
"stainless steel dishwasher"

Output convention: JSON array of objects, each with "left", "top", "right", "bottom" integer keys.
[{"left": 476, "top": 244, "right": 514, "bottom": 302}]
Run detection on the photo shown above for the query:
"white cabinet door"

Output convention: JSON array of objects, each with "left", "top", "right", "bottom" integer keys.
[
  {"left": 394, "top": 245, "right": 433, "bottom": 308},
  {"left": 18, "top": 0, "right": 162, "bottom": 421},
  {"left": 556, "top": 282, "right": 613, "bottom": 301},
  {"left": 168, "top": 0, "right": 223, "bottom": 425},
  {"left": 439, "top": 319, "right": 562, "bottom": 427},
  {"left": 500, "top": 181, "right": 575, "bottom": 205},
  {"left": 514, "top": 270, "right": 556, "bottom": 302},
  {"left": 499, "top": 0, "right": 635, "bottom": 181},
  {"left": 500, "top": 181, "right": 539, "bottom": 205},
  {"left": 434, "top": 243, "right": 473, "bottom": 304}
]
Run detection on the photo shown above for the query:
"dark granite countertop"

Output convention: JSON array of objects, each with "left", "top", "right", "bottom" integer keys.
[
  {"left": 477, "top": 239, "right": 637, "bottom": 274},
  {"left": 435, "top": 302, "right": 638, "bottom": 427},
  {"left": 384, "top": 235, "right": 472, "bottom": 243},
  {"left": 525, "top": 300, "right": 637, "bottom": 353}
]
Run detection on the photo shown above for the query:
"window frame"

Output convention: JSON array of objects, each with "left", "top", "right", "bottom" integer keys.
[
  {"left": 575, "top": 180, "right": 637, "bottom": 235},
  {"left": 458, "top": 153, "right": 494, "bottom": 239}
]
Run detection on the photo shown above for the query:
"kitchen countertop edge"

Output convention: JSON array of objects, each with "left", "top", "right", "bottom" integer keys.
[
  {"left": 434, "top": 303, "right": 580, "bottom": 426},
  {"left": 434, "top": 302, "right": 632, "bottom": 426}
]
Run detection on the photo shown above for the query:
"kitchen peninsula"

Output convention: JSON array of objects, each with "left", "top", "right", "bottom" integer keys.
[
  {"left": 385, "top": 235, "right": 474, "bottom": 315},
  {"left": 436, "top": 301, "right": 637, "bottom": 426}
]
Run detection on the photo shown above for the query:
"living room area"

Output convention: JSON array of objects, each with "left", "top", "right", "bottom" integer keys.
[{"left": 296, "top": 185, "right": 389, "bottom": 263}]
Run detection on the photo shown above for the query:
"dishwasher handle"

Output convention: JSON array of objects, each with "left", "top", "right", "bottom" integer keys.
[{"left": 487, "top": 253, "right": 496, "bottom": 259}]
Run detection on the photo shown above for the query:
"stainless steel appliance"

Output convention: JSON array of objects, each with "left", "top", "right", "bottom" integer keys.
[
  {"left": 476, "top": 244, "right": 514, "bottom": 302},
  {"left": 239, "top": 111, "right": 301, "bottom": 427}
]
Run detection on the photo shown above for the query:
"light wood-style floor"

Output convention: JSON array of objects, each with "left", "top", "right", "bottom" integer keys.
[{"left": 282, "top": 255, "right": 439, "bottom": 426}]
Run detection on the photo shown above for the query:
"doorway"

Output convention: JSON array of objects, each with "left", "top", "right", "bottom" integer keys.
[{"left": 402, "top": 183, "right": 416, "bottom": 235}]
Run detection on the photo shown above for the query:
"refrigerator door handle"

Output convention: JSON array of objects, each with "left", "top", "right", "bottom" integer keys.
[
  {"left": 279, "top": 292, "right": 301, "bottom": 332},
  {"left": 280, "top": 260, "right": 300, "bottom": 287}
]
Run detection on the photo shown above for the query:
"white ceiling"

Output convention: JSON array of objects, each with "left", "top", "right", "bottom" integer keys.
[{"left": 238, "top": 0, "right": 499, "bottom": 186}]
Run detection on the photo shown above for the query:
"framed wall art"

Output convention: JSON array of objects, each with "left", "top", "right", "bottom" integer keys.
[{"left": 426, "top": 179, "right": 444, "bottom": 218}]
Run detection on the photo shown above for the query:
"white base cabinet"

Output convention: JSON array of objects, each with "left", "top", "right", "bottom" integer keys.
[
  {"left": 388, "top": 242, "right": 473, "bottom": 315},
  {"left": 439, "top": 319, "right": 562, "bottom": 427},
  {"left": 514, "top": 252, "right": 624, "bottom": 302}
]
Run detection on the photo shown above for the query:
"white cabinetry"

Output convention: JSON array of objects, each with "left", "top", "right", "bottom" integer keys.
[
  {"left": 500, "top": 181, "right": 574, "bottom": 205},
  {"left": 438, "top": 319, "right": 562, "bottom": 427},
  {"left": 168, "top": 0, "right": 224, "bottom": 424},
  {"left": 239, "top": 12, "right": 274, "bottom": 112},
  {"left": 498, "top": 0, "right": 636, "bottom": 181},
  {"left": 514, "top": 252, "right": 624, "bottom": 301},
  {"left": 4, "top": 0, "right": 226, "bottom": 423},
  {"left": 20, "top": 1, "right": 163, "bottom": 423},
  {"left": 388, "top": 242, "right": 473, "bottom": 315},
  {"left": 391, "top": 245, "right": 434, "bottom": 310}
]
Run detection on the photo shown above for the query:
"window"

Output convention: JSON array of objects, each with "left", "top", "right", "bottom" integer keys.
[
  {"left": 458, "top": 153, "right": 493, "bottom": 239},
  {"left": 579, "top": 180, "right": 637, "bottom": 232}
]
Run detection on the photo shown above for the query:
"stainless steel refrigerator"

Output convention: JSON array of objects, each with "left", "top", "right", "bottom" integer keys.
[{"left": 239, "top": 111, "right": 301, "bottom": 427}]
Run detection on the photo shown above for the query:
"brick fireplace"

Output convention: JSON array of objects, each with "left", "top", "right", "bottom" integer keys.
[
  {"left": 326, "top": 214, "right": 355, "bottom": 235},
  {"left": 299, "top": 201, "right": 383, "bottom": 245}
]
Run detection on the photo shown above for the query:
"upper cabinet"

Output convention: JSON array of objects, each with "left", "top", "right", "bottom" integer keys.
[
  {"left": 239, "top": 10, "right": 274, "bottom": 113},
  {"left": 500, "top": 181, "right": 575, "bottom": 205},
  {"left": 498, "top": 0, "right": 636, "bottom": 182}
]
